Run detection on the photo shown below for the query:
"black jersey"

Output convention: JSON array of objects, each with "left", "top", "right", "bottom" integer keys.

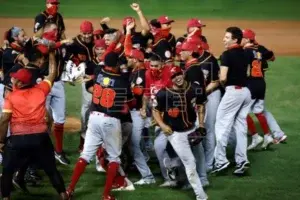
[
  {"left": 89, "top": 69, "right": 134, "bottom": 119},
  {"left": 198, "top": 51, "right": 220, "bottom": 86},
  {"left": 153, "top": 82, "right": 207, "bottom": 132},
  {"left": 130, "top": 67, "right": 146, "bottom": 110}
]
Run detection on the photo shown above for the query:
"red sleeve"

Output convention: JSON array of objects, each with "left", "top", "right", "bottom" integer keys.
[
  {"left": 144, "top": 70, "right": 151, "bottom": 97},
  {"left": 100, "top": 42, "right": 117, "bottom": 61},
  {"left": 124, "top": 34, "right": 132, "bottom": 57},
  {"left": 36, "top": 80, "right": 52, "bottom": 96},
  {"left": 2, "top": 94, "right": 13, "bottom": 113}
]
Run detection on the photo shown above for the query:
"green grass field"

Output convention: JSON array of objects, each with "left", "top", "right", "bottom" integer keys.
[
  {"left": 0, "top": 0, "right": 300, "bottom": 19},
  {"left": 6, "top": 57, "right": 300, "bottom": 200}
]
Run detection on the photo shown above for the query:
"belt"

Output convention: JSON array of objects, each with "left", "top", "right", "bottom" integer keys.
[
  {"left": 91, "top": 111, "right": 110, "bottom": 117},
  {"left": 234, "top": 86, "right": 243, "bottom": 89}
]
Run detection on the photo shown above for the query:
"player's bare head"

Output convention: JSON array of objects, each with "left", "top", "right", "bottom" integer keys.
[
  {"left": 103, "top": 29, "right": 118, "bottom": 46},
  {"left": 46, "top": 0, "right": 59, "bottom": 16},
  {"left": 26, "top": 47, "right": 46, "bottom": 67},
  {"left": 241, "top": 29, "right": 256, "bottom": 46},
  {"left": 149, "top": 54, "right": 163, "bottom": 77},
  {"left": 9, "top": 27, "right": 27, "bottom": 46},
  {"left": 10, "top": 68, "right": 33, "bottom": 89},
  {"left": 127, "top": 49, "right": 144, "bottom": 68},
  {"left": 80, "top": 21, "right": 94, "bottom": 44},
  {"left": 224, "top": 27, "right": 243, "bottom": 48},
  {"left": 104, "top": 52, "right": 120, "bottom": 73},
  {"left": 170, "top": 66, "right": 184, "bottom": 88}
]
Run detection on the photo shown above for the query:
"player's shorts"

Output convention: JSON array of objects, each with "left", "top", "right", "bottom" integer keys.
[{"left": 247, "top": 78, "right": 266, "bottom": 100}]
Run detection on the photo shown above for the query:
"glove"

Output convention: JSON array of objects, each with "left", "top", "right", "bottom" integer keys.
[{"left": 188, "top": 127, "right": 207, "bottom": 146}]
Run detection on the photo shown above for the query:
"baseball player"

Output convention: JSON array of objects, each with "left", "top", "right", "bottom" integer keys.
[
  {"left": 39, "top": 23, "right": 70, "bottom": 165},
  {"left": 34, "top": 0, "right": 66, "bottom": 40},
  {"left": 153, "top": 65, "right": 208, "bottom": 200},
  {"left": 0, "top": 51, "right": 69, "bottom": 200},
  {"left": 157, "top": 15, "right": 176, "bottom": 55},
  {"left": 179, "top": 38, "right": 221, "bottom": 173},
  {"left": 123, "top": 24, "right": 156, "bottom": 184},
  {"left": 212, "top": 27, "right": 251, "bottom": 176},
  {"left": 66, "top": 52, "right": 135, "bottom": 200},
  {"left": 241, "top": 29, "right": 274, "bottom": 150}
]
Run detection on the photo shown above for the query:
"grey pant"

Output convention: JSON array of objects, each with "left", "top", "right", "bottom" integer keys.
[
  {"left": 192, "top": 143, "right": 209, "bottom": 185},
  {"left": 81, "top": 83, "right": 92, "bottom": 138},
  {"left": 130, "top": 110, "right": 154, "bottom": 179},
  {"left": 214, "top": 86, "right": 251, "bottom": 165},
  {"left": 154, "top": 127, "right": 170, "bottom": 180},
  {"left": 46, "top": 81, "right": 66, "bottom": 124},
  {"left": 80, "top": 112, "right": 122, "bottom": 163},
  {"left": 264, "top": 110, "right": 285, "bottom": 138},
  {"left": 168, "top": 128, "right": 207, "bottom": 199},
  {"left": 203, "top": 89, "right": 221, "bottom": 171}
]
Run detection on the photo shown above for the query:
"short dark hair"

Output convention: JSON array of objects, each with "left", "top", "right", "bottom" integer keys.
[
  {"left": 226, "top": 27, "right": 243, "bottom": 44},
  {"left": 25, "top": 47, "right": 45, "bottom": 62},
  {"left": 149, "top": 54, "right": 162, "bottom": 62}
]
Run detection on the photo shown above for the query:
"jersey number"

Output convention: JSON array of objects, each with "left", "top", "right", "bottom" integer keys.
[
  {"left": 93, "top": 84, "right": 116, "bottom": 108},
  {"left": 251, "top": 60, "right": 263, "bottom": 78}
]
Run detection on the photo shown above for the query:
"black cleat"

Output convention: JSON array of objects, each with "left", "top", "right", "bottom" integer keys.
[
  {"left": 55, "top": 152, "right": 70, "bottom": 165},
  {"left": 211, "top": 161, "right": 230, "bottom": 174},
  {"left": 233, "top": 161, "right": 250, "bottom": 176}
]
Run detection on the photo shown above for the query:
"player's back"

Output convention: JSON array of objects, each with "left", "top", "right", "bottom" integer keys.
[{"left": 90, "top": 69, "right": 132, "bottom": 119}]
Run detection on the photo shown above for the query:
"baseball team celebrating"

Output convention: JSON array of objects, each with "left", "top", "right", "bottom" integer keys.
[{"left": 0, "top": 0, "right": 288, "bottom": 200}]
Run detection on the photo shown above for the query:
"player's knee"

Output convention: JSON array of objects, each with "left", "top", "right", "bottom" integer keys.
[{"left": 79, "top": 154, "right": 92, "bottom": 164}]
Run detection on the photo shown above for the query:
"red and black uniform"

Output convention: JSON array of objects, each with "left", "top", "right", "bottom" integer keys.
[
  {"left": 245, "top": 45, "right": 267, "bottom": 100},
  {"left": 153, "top": 82, "right": 207, "bottom": 131},
  {"left": 66, "top": 36, "right": 94, "bottom": 63},
  {"left": 184, "top": 59, "right": 207, "bottom": 92},
  {"left": 151, "top": 38, "right": 172, "bottom": 62},
  {"left": 256, "top": 44, "right": 275, "bottom": 72},
  {"left": 197, "top": 51, "right": 220, "bottom": 93},
  {"left": 130, "top": 66, "right": 146, "bottom": 110},
  {"left": 87, "top": 68, "right": 133, "bottom": 119},
  {"left": 34, "top": 11, "right": 65, "bottom": 40}
]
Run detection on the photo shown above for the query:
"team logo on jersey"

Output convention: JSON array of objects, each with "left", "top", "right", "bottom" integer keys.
[
  {"left": 202, "top": 69, "right": 209, "bottom": 80},
  {"left": 168, "top": 108, "right": 180, "bottom": 118},
  {"left": 103, "top": 77, "right": 110, "bottom": 86},
  {"left": 136, "top": 77, "right": 143, "bottom": 85},
  {"left": 165, "top": 50, "right": 171, "bottom": 58}
]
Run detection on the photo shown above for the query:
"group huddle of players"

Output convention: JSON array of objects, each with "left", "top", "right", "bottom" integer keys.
[{"left": 0, "top": 1, "right": 288, "bottom": 200}]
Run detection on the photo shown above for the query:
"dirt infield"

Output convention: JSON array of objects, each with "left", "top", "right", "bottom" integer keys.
[
  {"left": 1, "top": 18, "right": 299, "bottom": 131},
  {"left": 1, "top": 18, "right": 300, "bottom": 56}
]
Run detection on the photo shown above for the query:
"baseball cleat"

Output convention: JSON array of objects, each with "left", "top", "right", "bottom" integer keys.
[
  {"left": 134, "top": 178, "right": 156, "bottom": 185},
  {"left": 274, "top": 135, "right": 287, "bottom": 144},
  {"left": 233, "top": 161, "right": 250, "bottom": 176},
  {"left": 261, "top": 134, "right": 274, "bottom": 150},
  {"left": 196, "top": 193, "right": 208, "bottom": 200},
  {"left": 181, "top": 183, "right": 192, "bottom": 190},
  {"left": 12, "top": 176, "right": 29, "bottom": 194},
  {"left": 66, "top": 189, "right": 74, "bottom": 200},
  {"left": 95, "top": 156, "right": 106, "bottom": 173},
  {"left": 55, "top": 152, "right": 70, "bottom": 165},
  {"left": 159, "top": 180, "right": 177, "bottom": 187},
  {"left": 112, "top": 178, "right": 135, "bottom": 191},
  {"left": 211, "top": 161, "right": 230, "bottom": 174},
  {"left": 163, "top": 157, "right": 179, "bottom": 181},
  {"left": 247, "top": 135, "right": 263, "bottom": 150}
]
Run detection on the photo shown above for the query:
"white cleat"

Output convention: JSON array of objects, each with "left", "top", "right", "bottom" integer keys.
[
  {"left": 247, "top": 135, "right": 263, "bottom": 150},
  {"left": 261, "top": 134, "right": 274, "bottom": 149},
  {"left": 274, "top": 135, "right": 287, "bottom": 144},
  {"left": 95, "top": 156, "right": 106, "bottom": 172},
  {"left": 196, "top": 193, "right": 208, "bottom": 200},
  {"left": 134, "top": 178, "right": 156, "bottom": 185},
  {"left": 159, "top": 180, "right": 177, "bottom": 188},
  {"left": 112, "top": 178, "right": 135, "bottom": 191}
]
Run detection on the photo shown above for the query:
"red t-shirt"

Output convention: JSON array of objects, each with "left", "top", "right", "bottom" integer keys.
[{"left": 3, "top": 80, "right": 52, "bottom": 135}]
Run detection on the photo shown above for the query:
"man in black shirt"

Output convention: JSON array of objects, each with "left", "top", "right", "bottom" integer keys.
[
  {"left": 153, "top": 66, "right": 208, "bottom": 200},
  {"left": 212, "top": 27, "right": 251, "bottom": 176}
]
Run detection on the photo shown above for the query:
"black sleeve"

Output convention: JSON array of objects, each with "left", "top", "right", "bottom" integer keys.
[
  {"left": 34, "top": 13, "right": 46, "bottom": 33},
  {"left": 153, "top": 40, "right": 172, "bottom": 62},
  {"left": 2, "top": 49, "right": 20, "bottom": 72},
  {"left": 58, "top": 14, "right": 66, "bottom": 32},
  {"left": 193, "top": 82, "right": 207, "bottom": 105},
  {"left": 220, "top": 51, "right": 230, "bottom": 67},
  {"left": 201, "top": 35, "right": 208, "bottom": 43},
  {"left": 211, "top": 56, "right": 220, "bottom": 81},
  {"left": 153, "top": 89, "right": 167, "bottom": 112},
  {"left": 259, "top": 45, "right": 274, "bottom": 61},
  {"left": 126, "top": 83, "right": 134, "bottom": 101},
  {"left": 100, "top": 23, "right": 110, "bottom": 31},
  {"left": 168, "top": 34, "right": 176, "bottom": 55},
  {"left": 85, "top": 65, "right": 101, "bottom": 90}
]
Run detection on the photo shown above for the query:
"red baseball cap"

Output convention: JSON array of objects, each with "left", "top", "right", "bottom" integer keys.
[
  {"left": 187, "top": 18, "right": 206, "bottom": 28},
  {"left": 129, "top": 49, "right": 144, "bottom": 61},
  {"left": 93, "top": 29, "right": 104, "bottom": 36},
  {"left": 181, "top": 41, "right": 199, "bottom": 52},
  {"left": 170, "top": 66, "right": 183, "bottom": 78},
  {"left": 94, "top": 39, "right": 107, "bottom": 48},
  {"left": 46, "top": 0, "right": 60, "bottom": 4},
  {"left": 80, "top": 21, "right": 94, "bottom": 34},
  {"left": 10, "top": 68, "right": 32, "bottom": 84},
  {"left": 157, "top": 16, "right": 175, "bottom": 24},
  {"left": 122, "top": 17, "right": 136, "bottom": 27},
  {"left": 243, "top": 29, "right": 256, "bottom": 40}
]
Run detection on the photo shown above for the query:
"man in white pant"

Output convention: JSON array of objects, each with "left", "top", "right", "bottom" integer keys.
[
  {"left": 153, "top": 66, "right": 208, "bottom": 200},
  {"left": 212, "top": 27, "right": 252, "bottom": 176}
]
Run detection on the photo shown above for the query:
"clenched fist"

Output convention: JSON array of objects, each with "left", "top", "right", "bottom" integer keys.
[{"left": 130, "top": 3, "right": 141, "bottom": 12}]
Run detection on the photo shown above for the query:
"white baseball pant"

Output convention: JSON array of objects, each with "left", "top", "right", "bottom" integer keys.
[
  {"left": 214, "top": 86, "right": 251, "bottom": 165},
  {"left": 264, "top": 110, "right": 285, "bottom": 139},
  {"left": 80, "top": 82, "right": 92, "bottom": 139},
  {"left": 130, "top": 110, "right": 154, "bottom": 179},
  {"left": 203, "top": 89, "right": 221, "bottom": 171},
  {"left": 168, "top": 127, "right": 207, "bottom": 200},
  {"left": 46, "top": 81, "right": 66, "bottom": 124},
  {"left": 80, "top": 111, "right": 122, "bottom": 163}
]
